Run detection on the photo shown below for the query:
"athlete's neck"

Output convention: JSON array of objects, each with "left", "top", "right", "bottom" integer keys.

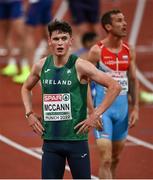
[
  {"left": 53, "top": 52, "right": 70, "bottom": 67},
  {"left": 103, "top": 36, "right": 123, "bottom": 54}
]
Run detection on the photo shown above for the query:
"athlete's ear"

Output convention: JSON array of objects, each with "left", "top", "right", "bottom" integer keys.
[
  {"left": 69, "top": 37, "right": 73, "bottom": 46},
  {"left": 48, "top": 37, "right": 51, "bottom": 46},
  {"left": 105, "top": 24, "right": 112, "bottom": 32}
]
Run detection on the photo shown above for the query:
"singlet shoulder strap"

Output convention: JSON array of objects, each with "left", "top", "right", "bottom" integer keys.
[
  {"left": 65, "top": 54, "right": 78, "bottom": 69},
  {"left": 42, "top": 54, "right": 78, "bottom": 71},
  {"left": 42, "top": 55, "right": 53, "bottom": 70},
  {"left": 96, "top": 41, "right": 104, "bottom": 68},
  {"left": 122, "top": 42, "right": 130, "bottom": 51}
]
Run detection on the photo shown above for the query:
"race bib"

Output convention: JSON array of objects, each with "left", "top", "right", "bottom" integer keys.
[
  {"left": 43, "top": 94, "right": 72, "bottom": 121},
  {"left": 104, "top": 71, "right": 128, "bottom": 95}
]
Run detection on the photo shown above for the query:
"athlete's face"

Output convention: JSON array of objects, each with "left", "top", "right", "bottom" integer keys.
[
  {"left": 48, "top": 31, "right": 72, "bottom": 56},
  {"left": 109, "top": 13, "right": 127, "bottom": 37}
]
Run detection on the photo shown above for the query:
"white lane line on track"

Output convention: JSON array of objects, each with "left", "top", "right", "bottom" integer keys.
[
  {"left": 129, "top": 0, "right": 146, "bottom": 46},
  {"left": 129, "top": 0, "right": 153, "bottom": 91},
  {"left": 0, "top": 134, "right": 98, "bottom": 179},
  {"left": 53, "top": 0, "right": 68, "bottom": 20},
  {"left": 136, "top": 69, "right": 153, "bottom": 91},
  {"left": 30, "top": 141, "right": 138, "bottom": 155},
  {"left": 127, "top": 135, "right": 153, "bottom": 150},
  {"left": 136, "top": 45, "right": 153, "bottom": 53},
  {"left": 0, "top": 133, "right": 153, "bottom": 179},
  {"left": 30, "top": 139, "right": 153, "bottom": 153},
  {"left": 0, "top": 134, "right": 41, "bottom": 159},
  {"left": 1, "top": 134, "right": 153, "bottom": 153}
]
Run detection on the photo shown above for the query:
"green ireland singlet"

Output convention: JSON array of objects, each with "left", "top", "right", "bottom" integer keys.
[{"left": 40, "top": 54, "right": 88, "bottom": 140}]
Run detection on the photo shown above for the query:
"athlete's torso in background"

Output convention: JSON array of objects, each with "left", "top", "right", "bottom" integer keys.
[
  {"left": 94, "top": 41, "right": 131, "bottom": 111},
  {"left": 97, "top": 41, "right": 130, "bottom": 96}
]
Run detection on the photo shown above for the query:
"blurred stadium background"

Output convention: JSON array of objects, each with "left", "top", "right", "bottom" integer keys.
[{"left": 0, "top": 0, "right": 153, "bottom": 179}]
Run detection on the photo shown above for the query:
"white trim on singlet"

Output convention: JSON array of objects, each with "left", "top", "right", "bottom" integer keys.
[
  {"left": 122, "top": 42, "right": 130, "bottom": 51},
  {"left": 98, "top": 43, "right": 113, "bottom": 72},
  {"left": 98, "top": 41, "right": 130, "bottom": 71}
]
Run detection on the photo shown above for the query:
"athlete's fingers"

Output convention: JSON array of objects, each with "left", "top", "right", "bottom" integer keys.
[
  {"left": 28, "top": 115, "right": 44, "bottom": 133},
  {"left": 34, "top": 114, "right": 42, "bottom": 122},
  {"left": 96, "top": 119, "right": 103, "bottom": 130},
  {"left": 34, "top": 122, "right": 43, "bottom": 135},
  {"left": 74, "top": 118, "right": 102, "bottom": 133},
  {"left": 36, "top": 120, "right": 45, "bottom": 131},
  {"left": 83, "top": 127, "right": 89, "bottom": 133},
  {"left": 33, "top": 126, "right": 41, "bottom": 135},
  {"left": 77, "top": 123, "right": 91, "bottom": 134},
  {"left": 76, "top": 123, "right": 87, "bottom": 134},
  {"left": 76, "top": 125, "right": 85, "bottom": 134},
  {"left": 74, "top": 120, "right": 85, "bottom": 130},
  {"left": 33, "top": 129, "right": 37, "bottom": 134},
  {"left": 128, "top": 116, "right": 135, "bottom": 128},
  {"left": 32, "top": 125, "right": 38, "bottom": 134},
  {"left": 128, "top": 121, "right": 135, "bottom": 128},
  {"left": 31, "top": 122, "right": 43, "bottom": 135},
  {"left": 28, "top": 118, "right": 37, "bottom": 127}
]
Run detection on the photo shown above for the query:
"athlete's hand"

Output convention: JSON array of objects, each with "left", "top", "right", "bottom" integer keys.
[
  {"left": 128, "top": 107, "right": 139, "bottom": 128},
  {"left": 27, "top": 113, "right": 44, "bottom": 135},
  {"left": 74, "top": 113, "right": 103, "bottom": 134}
]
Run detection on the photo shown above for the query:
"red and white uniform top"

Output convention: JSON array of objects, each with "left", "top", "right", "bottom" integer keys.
[{"left": 97, "top": 41, "right": 131, "bottom": 95}]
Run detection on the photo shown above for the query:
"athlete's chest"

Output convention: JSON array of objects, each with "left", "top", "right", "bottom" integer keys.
[
  {"left": 101, "top": 47, "right": 130, "bottom": 71},
  {"left": 41, "top": 65, "right": 78, "bottom": 93}
]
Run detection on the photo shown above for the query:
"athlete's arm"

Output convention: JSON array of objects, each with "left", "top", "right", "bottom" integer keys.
[
  {"left": 74, "top": 59, "right": 121, "bottom": 134},
  {"left": 21, "top": 58, "right": 45, "bottom": 135},
  {"left": 86, "top": 45, "right": 101, "bottom": 115},
  {"left": 87, "top": 83, "right": 94, "bottom": 114},
  {"left": 128, "top": 46, "right": 139, "bottom": 128},
  {"left": 87, "top": 44, "right": 101, "bottom": 65}
]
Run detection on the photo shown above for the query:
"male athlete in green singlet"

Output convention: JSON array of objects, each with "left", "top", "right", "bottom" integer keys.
[{"left": 21, "top": 20, "right": 121, "bottom": 179}]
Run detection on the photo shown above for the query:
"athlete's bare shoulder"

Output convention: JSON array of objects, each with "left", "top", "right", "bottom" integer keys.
[
  {"left": 128, "top": 44, "right": 136, "bottom": 63},
  {"left": 88, "top": 44, "right": 101, "bottom": 64},
  {"left": 128, "top": 44, "right": 135, "bottom": 52},
  {"left": 89, "top": 44, "right": 101, "bottom": 56},
  {"left": 75, "top": 57, "right": 97, "bottom": 78},
  {"left": 32, "top": 56, "right": 47, "bottom": 76}
]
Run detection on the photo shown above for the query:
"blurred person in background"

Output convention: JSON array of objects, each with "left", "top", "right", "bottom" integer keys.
[
  {"left": 87, "top": 9, "right": 139, "bottom": 179},
  {"left": 0, "top": 0, "right": 26, "bottom": 78},
  {"left": 74, "top": 31, "right": 98, "bottom": 58},
  {"left": 140, "top": 90, "right": 153, "bottom": 103},
  {"left": 74, "top": 32, "right": 99, "bottom": 101},
  {"left": 67, "top": 0, "right": 101, "bottom": 48},
  {"left": 13, "top": 0, "right": 54, "bottom": 84}
]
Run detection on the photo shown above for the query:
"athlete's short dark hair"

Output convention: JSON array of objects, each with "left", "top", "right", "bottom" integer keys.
[
  {"left": 48, "top": 20, "right": 72, "bottom": 37},
  {"left": 101, "top": 9, "right": 122, "bottom": 32}
]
